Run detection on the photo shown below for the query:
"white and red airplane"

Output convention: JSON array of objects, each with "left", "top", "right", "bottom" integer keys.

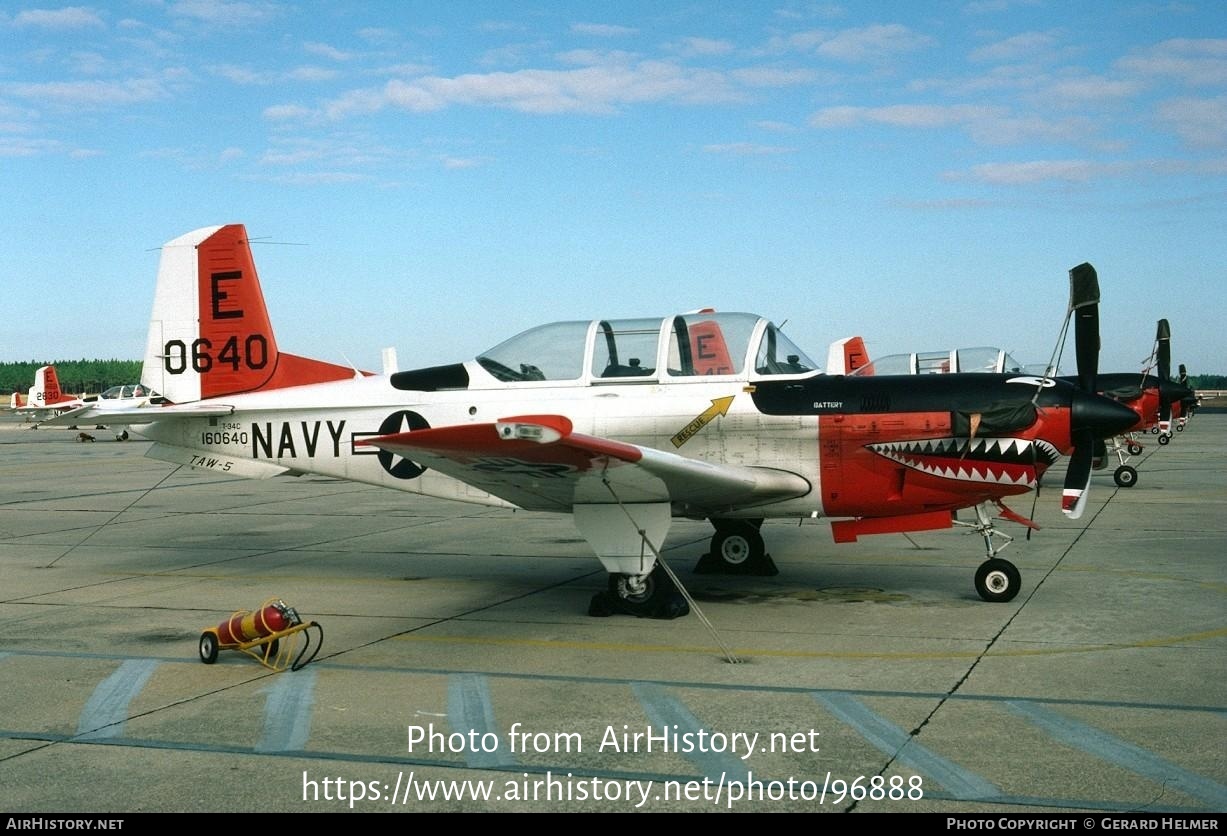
[
  {"left": 48, "top": 224, "right": 1140, "bottom": 617},
  {"left": 17, "top": 365, "right": 164, "bottom": 439}
]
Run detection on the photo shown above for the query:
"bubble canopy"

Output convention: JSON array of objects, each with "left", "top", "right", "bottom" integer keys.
[{"left": 475, "top": 312, "right": 818, "bottom": 383}]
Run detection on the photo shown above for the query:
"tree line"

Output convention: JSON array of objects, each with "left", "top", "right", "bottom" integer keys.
[{"left": 1, "top": 360, "right": 143, "bottom": 396}]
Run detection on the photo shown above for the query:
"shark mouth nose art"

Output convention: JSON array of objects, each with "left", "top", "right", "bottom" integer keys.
[{"left": 868, "top": 437, "right": 1061, "bottom": 487}]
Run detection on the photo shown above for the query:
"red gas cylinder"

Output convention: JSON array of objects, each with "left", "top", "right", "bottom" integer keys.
[{"left": 217, "top": 601, "right": 292, "bottom": 645}]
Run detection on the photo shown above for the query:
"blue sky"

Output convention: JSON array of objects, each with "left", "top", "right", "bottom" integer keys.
[{"left": 2, "top": 1, "right": 1224, "bottom": 375}]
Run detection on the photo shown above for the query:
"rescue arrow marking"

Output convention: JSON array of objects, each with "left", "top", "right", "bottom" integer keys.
[{"left": 671, "top": 396, "right": 734, "bottom": 448}]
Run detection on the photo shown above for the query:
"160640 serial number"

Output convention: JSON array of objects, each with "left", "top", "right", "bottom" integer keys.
[{"left": 200, "top": 431, "right": 249, "bottom": 446}]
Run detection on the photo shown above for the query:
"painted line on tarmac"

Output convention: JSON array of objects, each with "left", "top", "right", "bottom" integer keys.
[
  {"left": 812, "top": 691, "right": 1000, "bottom": 801},
  {"left": 74, "top": 658, "right": 158, "bottom": 741},
  {"left": 448, "top": 672, "right": 518, "bottom": 769},
  {"left": 256, "top": 668, "right": 317, "bottom": 753},
  {"left": 1007, "top": 700, "right": 1227, "bottom": 809},
  {"left": 632, "top": 681, "right": 750, "bottom": 784}
]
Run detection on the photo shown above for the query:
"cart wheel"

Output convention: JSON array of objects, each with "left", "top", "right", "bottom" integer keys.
[
  {"left": 265, "top": 638, "right": 280, "bottom": 659},
  {"left": 199, "top": 632, "right": 219, "bottom": 664}
]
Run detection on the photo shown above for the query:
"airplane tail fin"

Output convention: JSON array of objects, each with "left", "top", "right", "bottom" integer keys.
[
  {"left": 32, "top": 365, "right": 64, "bottom": 407},
  {"left": 141, "top": 224, "right": 356, "bottom": 404},
  {"left": 10, "top": 391, "right": 27, "bottom": 409},
  {"left": 826, "top": 336, "right": 869, "bottom": 375}
]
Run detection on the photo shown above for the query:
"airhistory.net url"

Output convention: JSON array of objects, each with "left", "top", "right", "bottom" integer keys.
[{"left": 301, "top": 770, "right": 924, "bottom": 809}]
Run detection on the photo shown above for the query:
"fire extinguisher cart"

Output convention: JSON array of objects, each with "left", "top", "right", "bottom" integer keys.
[{"left": 198, "top": 598, "right": 322, "bottom": 672}]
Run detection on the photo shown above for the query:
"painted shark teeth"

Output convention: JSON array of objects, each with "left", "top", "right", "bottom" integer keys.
[{"left": 867, "top": 437, "right": 1060, "bottom": 487}]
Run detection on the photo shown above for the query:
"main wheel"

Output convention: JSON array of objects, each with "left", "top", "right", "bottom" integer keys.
[
  {"left": 199, "top": 632, "right": 219, "bottom": 664},
  {"left": 1158, "top": 433, "right": 1170, "bottom": 446},
  {"left": 1114, "top": 465, "right": 1138, "bottom": 487},
  {"left": 974, "top": 558, "right": 1021, "bottom": 603},
  {"left": 1127, "top": 441, "right": 1144, "bottom": 455},
  {"left": 710, "top": 524, "right": 765, "bottom": 569}
]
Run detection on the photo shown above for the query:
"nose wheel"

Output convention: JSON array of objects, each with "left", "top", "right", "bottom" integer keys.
[
  {"left": 589, "top": 564, "right": 689, "bottom": 619},
  {"left": 974, "top": 558, "right": 1021, "bottom": 603}
]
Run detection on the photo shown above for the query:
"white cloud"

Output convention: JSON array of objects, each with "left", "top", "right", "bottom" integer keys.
[
  {"left": 810, "top": 103, "right": 1003, "bottom": 129},
  {"left": 1117, "top": 38, "right": 1227, "bottom": 86},
  {"left": 0, "top": 137, "right": 67, "bottom": 157},
  {"left": 12, "top": 6, "right": 104, "bottom": 30},
  {"left": 962, "top": 0, "right": 1042, "bottom": 14},
  {"left": 440, "top": 156, "right": 487, "bottom": 169},
  {"left": 1043, "top": 75, "right": 1145, "bottom": 104},
  {"left": 286, "top": 66, "right": 338, "bottom": 82},
  {"left": 251, "top": 171, "right": 373, "bottom": 186},
  {"left": 731, "top": 67, "right": 817, "bottom": 87},
  {"left": 945, "top": 157, "right": 1227, "bottom": 185},
  {"left": 954, "top": 159, "right": 1123, "bottom": 184},
  {"left": 809, "top": 103, "right": 1093, "bottom": 146},
  {"left": 702, "top": 142, "right": 795, "bottom": 155},
  {"left": 751, "top": 120, "right": 798, "bottom": 133},
  {"left": 1156, "top": 96, "right": 1227, "bottom": 146},
  {"left": 214, "top": 65, "right": 337, "bottom": 85},
  {"left": 556, "top": 49, "right": 638, "bottom": 67},
  {"left": 969, "top": 31, "right": 1058, "bottom": 63},
  {"left": 947, "top": 155, "right": 1227, "bottom": 185},
  {"left": 571, "top": 22, "right": 637, "bottom": 38},
  {"left": 797, "top": 23, "right": 935, "bottom": 62},
  {"left": 263, "top": 103, "right": 311, "bottom": 120},
  {"left": 2, "top": 78, "right": 166, "bottom": 107},
  {"left": 321, "top": 61, "right": 745, "bottom": 118},
  {"left": 673, "top": 37, "right": 735, "bottom": 57},
  {"left": 304, "top": 42, "right": 351, "bottom": 62},
  {"left": 168, "top": 0, "right": 279, "bottom": 27}
]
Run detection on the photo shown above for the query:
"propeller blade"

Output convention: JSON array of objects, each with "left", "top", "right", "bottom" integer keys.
[
  {"left": 1156, "top": 318, "right": 1171, "bottom": 382},
  {"left": 1155, "top": 319, "right": 1173, "bottom": 428},
  {"left": 1070, "top": 263, "right": 1100, "bottom": 394},
  {"left": 1062, "top": 430, "right": 1094, "bottom": 519}
]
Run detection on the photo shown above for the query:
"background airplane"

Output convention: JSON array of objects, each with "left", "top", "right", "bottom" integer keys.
[
  {"left": 1080, "top": 318, "right": 1195, "bottom": 487},
  {"left": 48, "top": 224, "right": 1139, "bottom": 618},
  {"left": 11, "top": 365, "right": 85, "bottom": 421},
  {"left": 20, "top": 365, "right": 166, "bottom": 439}
]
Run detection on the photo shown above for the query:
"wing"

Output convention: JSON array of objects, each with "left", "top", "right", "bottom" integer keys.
[
  {"left": 37, "top": 403, "right": 236, "bottom": 426},
  {"left": 358, "top": 414, "right": 811, "bottom": 513}
]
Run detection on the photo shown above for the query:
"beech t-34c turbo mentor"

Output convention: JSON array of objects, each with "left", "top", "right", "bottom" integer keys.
[{"left": 49, "top": 224, "right": 1140, "bottom": 619}]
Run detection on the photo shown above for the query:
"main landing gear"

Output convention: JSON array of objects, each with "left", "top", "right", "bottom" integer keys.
[
  {"left": 693, "top": 518, "right": 778, "bottom": 576},
  {"left": 589, "top": 564, "right": 689, "bottom": 619}
]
